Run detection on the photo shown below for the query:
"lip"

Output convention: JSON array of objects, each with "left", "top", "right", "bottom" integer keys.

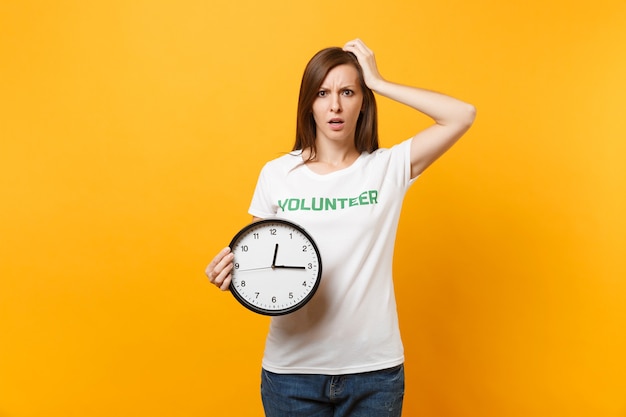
[{"left": 328, "top": 118, "right": 345, "bottom": 130}]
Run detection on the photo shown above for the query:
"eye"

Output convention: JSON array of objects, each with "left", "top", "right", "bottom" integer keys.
[
  {"left": 342, "top": 89, "right": 354, "bottom": 96},
  {"left": 317, "top": 90, "right": 327, "bottom": 97}
]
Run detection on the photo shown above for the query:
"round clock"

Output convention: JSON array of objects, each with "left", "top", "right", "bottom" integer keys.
[{"left": 228, "top": 218, "right": 322, "bottom": 316}]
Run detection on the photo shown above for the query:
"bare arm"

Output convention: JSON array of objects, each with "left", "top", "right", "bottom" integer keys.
[{"left": 344, "top": 39, "right": 476, "bottom": 178}]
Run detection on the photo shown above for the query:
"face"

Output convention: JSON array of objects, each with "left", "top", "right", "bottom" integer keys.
[{"left": 311, "top": 64, "right": 364, "bottom": 145}]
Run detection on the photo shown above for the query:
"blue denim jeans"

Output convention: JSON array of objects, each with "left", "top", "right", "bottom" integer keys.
[{"left": 261, "top": 364, "right": 405, "bottom": 417}]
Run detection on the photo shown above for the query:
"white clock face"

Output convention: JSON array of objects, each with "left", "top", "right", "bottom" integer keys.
[{"left": 229, "top": 219, "right": 322, "bottom": 316}]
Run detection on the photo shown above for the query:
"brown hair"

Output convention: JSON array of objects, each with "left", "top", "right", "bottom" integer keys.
[{"left": 292, "top": 47, "right": 379, "bottom": 159}]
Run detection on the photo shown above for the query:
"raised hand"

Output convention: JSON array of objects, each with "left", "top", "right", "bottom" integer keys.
[{"left": 343, "top": 38, "right": 384, "bottom": 91}]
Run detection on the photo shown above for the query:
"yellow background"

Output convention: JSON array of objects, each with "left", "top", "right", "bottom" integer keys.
[{"left": 1, "top": 1, "right": 625, "bottom": 416}]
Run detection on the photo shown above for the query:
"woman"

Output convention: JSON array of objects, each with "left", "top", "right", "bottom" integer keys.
[{"left": 206, "top": 39, "right": 475, "bottom": 417}]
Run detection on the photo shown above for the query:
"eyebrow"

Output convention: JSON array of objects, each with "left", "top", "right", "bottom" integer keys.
[{"left": 318, "top": 84, "right": 358, "bottom": 90}]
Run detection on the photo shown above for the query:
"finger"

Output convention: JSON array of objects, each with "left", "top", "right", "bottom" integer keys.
[
  {"left": 205, "top": 247, "right": 231, "bottom": 280},
  {"left": 216, "top": 250, "right": 235, "bottom": 276},
  {"left": 218, "top": 272, "right": 232, "bottom": 291},
  {"left": 213, "top": 246, "right": 231, "bottom": 264},
  {"left": 214, "top": 263, "right": 234, "bottom": 290},
  {"left": 343, "top": 40, "right": 359, "bottom": 54},
  {"left": 344, "top": 38, "right": 371, "bottom": 55}
]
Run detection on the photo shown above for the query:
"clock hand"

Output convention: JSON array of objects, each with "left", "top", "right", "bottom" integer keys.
[
  {"left": 271, "top": 243, "right": 278, "bottom": 268},
  {"left": 274, "top": 265, "right": 306, "bottom": 270},
  {"left": 237, "top": 266, "right": 273, "bottom": 272}
]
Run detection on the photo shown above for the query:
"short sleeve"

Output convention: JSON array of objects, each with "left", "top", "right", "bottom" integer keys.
[
  {"left": 382, "top": 137, "right": 418, "bottom": 189},
  {"left": 248, "top": 163, "right": 277, "bottom": 219}
]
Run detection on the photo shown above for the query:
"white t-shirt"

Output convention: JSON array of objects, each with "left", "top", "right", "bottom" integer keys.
[{"left": 249, "top": 138, "right": 416, "bottom": 375}]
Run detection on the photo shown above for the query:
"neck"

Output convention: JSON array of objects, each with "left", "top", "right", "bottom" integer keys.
[
  {"left": 310, "top": 139, "right": 359, "bottom": 164},
  {"left": 302, "top": 140, "right": 360, "bottom": 174}
]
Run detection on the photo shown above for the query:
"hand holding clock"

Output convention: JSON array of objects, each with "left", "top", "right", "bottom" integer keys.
[
  {"left": 205, "top": 247, "right": 234, "bottom": 291},
  {"left": 207, "top": 219, "right": 322, "bottom": 315},
  {"left": 207, "top": 242, "right": 306, "bottom": 291}
]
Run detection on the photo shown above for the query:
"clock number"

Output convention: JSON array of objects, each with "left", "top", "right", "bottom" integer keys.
[{"left": 228, "top": 219, "right": 320, "bottom": 315}]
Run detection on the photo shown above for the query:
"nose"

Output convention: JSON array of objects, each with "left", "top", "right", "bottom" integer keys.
[{"left": 330, "top": 94, "right": 341, "bottom": 113}]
